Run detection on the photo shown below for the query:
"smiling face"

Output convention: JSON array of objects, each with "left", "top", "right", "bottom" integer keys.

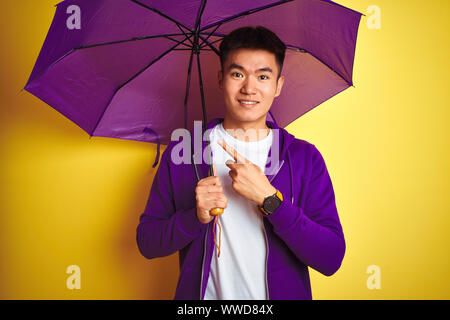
[{"left": 218, "top": 48, "right": 284, "bottom": 132}]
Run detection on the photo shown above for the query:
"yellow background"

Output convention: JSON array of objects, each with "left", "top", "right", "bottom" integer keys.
[{"left": 1, "top": 0, "right": 449, "bottom": 299}]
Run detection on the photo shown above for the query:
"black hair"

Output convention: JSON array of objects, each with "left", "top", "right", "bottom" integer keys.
[{"left": 219, "top": 26, "right": 286, "bottom": 79}]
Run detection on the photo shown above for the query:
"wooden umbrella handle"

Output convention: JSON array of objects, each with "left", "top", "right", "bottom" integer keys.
[{"left": 210, "top": 207, "right": 224, "bottom": 216}]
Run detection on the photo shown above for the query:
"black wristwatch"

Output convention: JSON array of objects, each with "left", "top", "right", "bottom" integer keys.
[{"left": 258, "top": 189, "right": 283, "bottom": 216}]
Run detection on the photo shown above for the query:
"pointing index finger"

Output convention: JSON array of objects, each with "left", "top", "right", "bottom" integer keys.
[{"left": 218, "top": 139, "right": 249, "bottom": 164}]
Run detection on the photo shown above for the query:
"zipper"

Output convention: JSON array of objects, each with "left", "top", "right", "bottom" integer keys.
[
  {"left": 263, "top": 159, "right": 284, "bottom": 300},
  {"left": 199, "top": 222, "right": 209, "bottom": 300}
]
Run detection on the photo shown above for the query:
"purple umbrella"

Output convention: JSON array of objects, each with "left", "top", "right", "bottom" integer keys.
[{"left": 24, "top": 0, "right": 363, "bottom": 171}]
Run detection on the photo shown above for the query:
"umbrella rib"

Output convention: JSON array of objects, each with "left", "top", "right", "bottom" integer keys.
[
  {"left": 175, "top": 23, "right": 195, "bottom": 47},
  {"left": 183, "top": 47, "right": 196, "bottom": 131},
  {"left": 198, "top": 23, "right": 222, "bottom": 49},
  {"left": 90, "top": 38, "right": 190, "bottom": 137},
  {"left": 196, "top": 51, "right": 207, "bottom": 127},
  {"left": 193, "top": 0, "right": 208, "bottom": 33},
  {"left": 130, "top": 0, "right": 194, "bottom": 34},
  {"left": 74, "top": 33, "right": 191, "bottom": 50},
  {"left": 197, "top": 35, "right": 220, "bottom": 56},
  {"left": 165, "top": 35, "right": 195, "bottom": 49},
  {"left": 318, "top": 0, "right": 365, "bottom": 16},
  {"left": 24, "top": 48, "right": 76, "bottom": 89},
  {"left": 285, "top": 44, "right": 353, "bottom": 86},
  {"left": 173, "top": 48, "right": 212, "bottom": 51},
  {"left": 199, "top": 0, "right": 294, "bottom": 32},
  {"left": 282, "top": 83, "right": 352, "bottom": 129},
  {"left": 192, "top": 0, "right": 209, "bottom": 129},
  {"left": 200, "top": 35, "right": 223, "bottom": 49}
]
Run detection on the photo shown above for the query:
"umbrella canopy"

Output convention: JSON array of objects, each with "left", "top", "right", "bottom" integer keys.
[{"left": 24, "top": 0, "right": 363, "bottom": 167}]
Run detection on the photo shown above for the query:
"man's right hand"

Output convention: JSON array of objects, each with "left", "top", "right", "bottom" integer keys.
[{"left": 195, "top": 164, "right": 227, "bottom": 224}]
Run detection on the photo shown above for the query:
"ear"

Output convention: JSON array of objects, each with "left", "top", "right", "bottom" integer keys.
[
  {"left": 274, "top": 75, "right": 284, "bottom": 97},
  {"left": 218, "top": 70, "right": 223, "bottom": 89}
]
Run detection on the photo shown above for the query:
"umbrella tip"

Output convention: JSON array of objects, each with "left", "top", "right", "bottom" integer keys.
[{"left": 20, "top": 83, "right": 27, "bottom": 90}]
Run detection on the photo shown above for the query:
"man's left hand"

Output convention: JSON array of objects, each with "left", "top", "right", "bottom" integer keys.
[{"left": 218, "top": 139, "right": 276, "bottom": 206}]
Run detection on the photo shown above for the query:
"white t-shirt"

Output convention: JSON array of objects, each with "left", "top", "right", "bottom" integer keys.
[{"left": 204, "top": 122, "right": 273, "bottom": 300}]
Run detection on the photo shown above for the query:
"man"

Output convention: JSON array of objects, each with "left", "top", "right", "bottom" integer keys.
[{"left": 136, "top": 26, "right": 345, "bottom": 300}]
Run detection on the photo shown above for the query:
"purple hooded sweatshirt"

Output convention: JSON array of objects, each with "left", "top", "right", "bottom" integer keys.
[{"left": 136, "top": 117, "right": 345, "bottom": 300}]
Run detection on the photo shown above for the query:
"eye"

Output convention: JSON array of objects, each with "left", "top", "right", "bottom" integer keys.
[
  {"left": 259, "top": 75, "right": 269, "bottom": 80},
  {"left": 232, "top": 72, "right": 243, "bottom": 78}
]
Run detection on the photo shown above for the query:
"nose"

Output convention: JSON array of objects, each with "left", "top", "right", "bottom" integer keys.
[{"left": 240, "top": 75, "right": 257, "bottom": 95}]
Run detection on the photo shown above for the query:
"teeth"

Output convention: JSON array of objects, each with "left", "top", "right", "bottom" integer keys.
[{"left": 239, "top": 100, "right": 258, "bottom": 105}]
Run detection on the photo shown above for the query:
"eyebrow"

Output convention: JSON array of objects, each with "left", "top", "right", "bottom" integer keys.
[{"left": 227, "top": 63, "right": 273, "bottom": 74}]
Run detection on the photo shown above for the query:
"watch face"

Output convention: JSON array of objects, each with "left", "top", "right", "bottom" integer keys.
[{"left": 264, "top": 196, "right": 281, "bottom": 214}]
